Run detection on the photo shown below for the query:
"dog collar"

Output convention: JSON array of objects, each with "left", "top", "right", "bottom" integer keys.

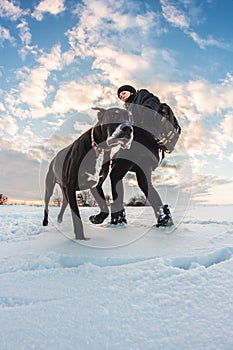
[{"left": 91, "top": 127, "right": 103, "bottom": 157}]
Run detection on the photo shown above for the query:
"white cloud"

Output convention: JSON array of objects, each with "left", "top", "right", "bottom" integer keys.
[
  {"left": 186, "top": 75, "right": 233, "bottom": 115},
  {"left": 146, "top": 73, "right": 233, "bottom": 163},
  {"left": 73, "top": 121, "right": 93, "bottom": 137},
  {"left": 16, "top": 19, "right": 35, "bottom": 60},
  {"left": 188, "top": 31, "right": 229, "bottom": 50},
  {"left": 0, "top": 115, "right": 18, "bottom": 136},
  {"left": 16, "top": 0, "right": 232, "bottom": 138},
  {"left": 0, "top": 147, "right": 41, "bottom": 200},
  {"left": 173, "top": 120, "right": 208, "bottom": 160},
  {"left": 37, "top": 44, "right": 63, "bottom": 71},
  {"left": 32, "top": 0, "right": 66, "bottom": 21},
  {"left": 229, "top": 154, "right": 233, "bottom": 163},
  {"left": 0, "top": 119, "right": 45, "bottom": 167},
  {"left": 209, "top": 181, "right": 233, "bottom": 204},
  {"left": 17, "top": 19, "right": 31, "bottom": 45},
  {"left": 67, "top": 0, "right": 160, "bottom": 57},
  {"left": 1, "top": 90, "right": 31, "bottom": 120},
  {"left": 160, "top": 0, "right": 228, "bottom": 50},
  {"left": 0, "top": 25, "right": 15, "bottom": 45},
  {"left": 17, "top": 44, "right": 67, "bottom": 118},
  {"left": 188, "top": 173, "right": 232, "bottom": 204},
  {"left": 72, "top": 0, "right": 144, "bottom": 33},
  {"left": 66, "top": 1, "right": 172, "bottom": 88},
  {"left": 0, "top": 0, "right": 27, "bottom": 21},
  {"left": 160, "top": 0, "right": 189, "bottom": 29},
  {"left": 52, "top": 81, "right": 104, "bottom": 114},
  {"left": 35, "top": 134, "right": 71, "bottom": 163},
  {"left": 209, "top": 111, "right": 233, "bottom": 157},
  {"left": 19, "top": 66, "right": 50, "bottom": 116},
  {"left": 0, "top": 102, "right": 5, "bottom": 111},
  {"left": 221, "top": 112, "right": 233, "bottom": 137},
  {"left": 92, "top": 46, "right": 150, "bottom": 87},
  {"left": 153, "top": 74, "right": 233, "bottom": 122}
]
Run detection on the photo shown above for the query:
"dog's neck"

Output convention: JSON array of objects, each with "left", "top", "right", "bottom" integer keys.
[
  {"left": 91, "top": 124, "right": 110, "bottom": 156},
  {"left": 91, "top": 126, "right": 102, "bottom": 157}
]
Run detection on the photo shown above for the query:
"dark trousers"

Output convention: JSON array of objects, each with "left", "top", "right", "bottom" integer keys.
[{"left": 110, "top": 158, "right": 163, "bottom": 217}]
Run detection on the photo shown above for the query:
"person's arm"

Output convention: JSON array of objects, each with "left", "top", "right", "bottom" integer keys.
[
  {"left": 137, "top": 89, "right": 161, "bottom": 113},
  {"left": 133, "top": 90, "right": 161, "bottom": 137}
]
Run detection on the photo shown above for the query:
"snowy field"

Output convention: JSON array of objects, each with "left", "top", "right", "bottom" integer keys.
[{"left": 0, "top": 204, "right": 233, "bottom": 350}]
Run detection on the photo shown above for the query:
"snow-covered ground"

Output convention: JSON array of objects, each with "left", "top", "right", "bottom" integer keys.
[{"left": 0, "top": 204, "right": 233, "bottom": 350}]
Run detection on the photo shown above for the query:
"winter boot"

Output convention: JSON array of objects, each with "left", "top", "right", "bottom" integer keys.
[
  {"left": 156, "top": 204, "right": 173, "bottom": 227},
  {"left": 89, "top": 211, "right": 109, "bottom": 224},
  {"left": 110, "top": 208, "right": 127, "bottom": 225}
]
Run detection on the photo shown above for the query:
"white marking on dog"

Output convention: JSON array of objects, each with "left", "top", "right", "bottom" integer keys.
[{"left": 84, "top": 151, "right": 104, "bottom": 187}]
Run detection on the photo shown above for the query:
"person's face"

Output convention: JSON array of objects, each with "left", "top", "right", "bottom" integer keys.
[{"left": 119, "top": 90, "right": 131, "bottom": 102}]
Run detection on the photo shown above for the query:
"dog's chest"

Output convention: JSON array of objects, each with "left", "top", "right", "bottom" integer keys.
[
  {"left": 78, "top": 150, "right": 104, "bottom": 189},
  {"left": 78, "top": 141, "right": 125, "bottom": 190},
  {"left": 93, "top": 150, "right": 104, "bottom": 180}
]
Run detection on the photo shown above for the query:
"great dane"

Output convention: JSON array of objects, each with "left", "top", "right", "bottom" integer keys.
[{"left": 42, "top": 107, "right": 133, "bottom": 240}]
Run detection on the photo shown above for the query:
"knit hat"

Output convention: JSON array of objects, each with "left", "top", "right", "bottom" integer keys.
[{"left": 117, "top": 85, "right": 136, "bottom": 98}]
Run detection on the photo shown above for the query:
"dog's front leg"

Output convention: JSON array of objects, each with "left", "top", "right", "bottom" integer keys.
[{"left": 67, "top": 187, "right": 86, "bottom": 240}]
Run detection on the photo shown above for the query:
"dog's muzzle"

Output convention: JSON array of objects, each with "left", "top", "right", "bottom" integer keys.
[{"left": 106, "top": 122, "right": 133, "bottom": 149}]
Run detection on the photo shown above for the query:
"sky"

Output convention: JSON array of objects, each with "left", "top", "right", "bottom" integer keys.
[{"left": 0, "top": 0, "right": 233, "bottom": 205}]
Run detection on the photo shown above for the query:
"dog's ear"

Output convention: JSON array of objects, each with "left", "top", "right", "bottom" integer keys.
[{"left": 92, "top": 107, "right": 106, "bottom": 121}]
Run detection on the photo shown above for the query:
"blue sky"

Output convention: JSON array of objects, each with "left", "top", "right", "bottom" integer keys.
[{"left": 0, "top": 0, "right": 232, "bottom": 205}]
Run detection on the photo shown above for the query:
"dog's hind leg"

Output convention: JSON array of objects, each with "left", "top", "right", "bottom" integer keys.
[
  {"left": 43, "top": 164, "right": 56, "bottom": 226},
  {"left": 66, "top": 187, "right": 85, "bottom": 240},
  {"left": 57, "top": 187, "right": 68, "bottom": 223}
]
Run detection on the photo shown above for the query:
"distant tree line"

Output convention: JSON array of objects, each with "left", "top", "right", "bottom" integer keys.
[
  {"left": 0, "top": 191, "right": 147, "bottom": 207},
  {"left": 126, "top": 194, "right": 149, "bottom": 206},
  {"left": 52, "top": 188, "right": 147, "bottom": 207}
]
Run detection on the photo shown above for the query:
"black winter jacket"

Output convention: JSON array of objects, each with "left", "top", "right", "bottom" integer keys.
[
  {"left": 125, "top": 89, "right": 162, "bottom": 138},
  {"left": 126, "top": 89, "right": 160, "bottom": 111}
]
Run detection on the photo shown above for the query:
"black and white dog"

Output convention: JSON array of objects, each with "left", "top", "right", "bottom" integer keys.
[{"left": 42, "top": 107, "right": 133, "bottom": 240}]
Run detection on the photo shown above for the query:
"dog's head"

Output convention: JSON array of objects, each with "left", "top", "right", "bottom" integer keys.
[{"left": 92, "top": 107, "right": 134, "bottom": 149}]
